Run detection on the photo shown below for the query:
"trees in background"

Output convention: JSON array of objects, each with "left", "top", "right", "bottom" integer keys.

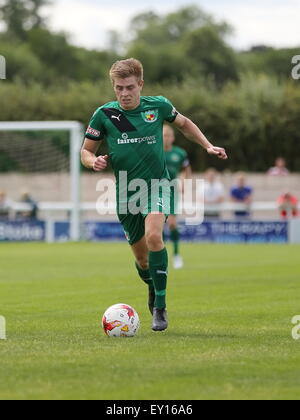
[
  {"left": 0, "top": 3, "right": 299, "bottom": 172},
  {"left": 0, "top": 3, "right": 297, "bottom": 84},
  {"left": 1, "top": 74, "right": 299, "bottom": 172},
  {"left": 0, "top": 0, "right": 117, "bottom": 83},
  {"left": 0, "top": 0, "right": 50, "bottom": 40},
  {"left": 126, "top": 7, "right": 238, "bottom": 84}
]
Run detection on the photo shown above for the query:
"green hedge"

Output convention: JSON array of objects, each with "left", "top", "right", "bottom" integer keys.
[{"left": 1, "top": 75, "right": 300, "bottom": 172}]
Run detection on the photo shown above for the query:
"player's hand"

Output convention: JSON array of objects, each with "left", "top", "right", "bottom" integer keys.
[
  {"left": 93, "top": 155, "right": 109, "bottom": 171},
  {"left": 207, "top": 146, "right": 228, "bottom": 160}
]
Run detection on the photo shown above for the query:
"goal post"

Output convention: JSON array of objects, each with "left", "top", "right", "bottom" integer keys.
[{"left": 0, "top": 121, "right": 84, "bottom": 241}]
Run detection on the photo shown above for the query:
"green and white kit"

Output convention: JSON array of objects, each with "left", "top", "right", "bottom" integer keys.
[{"left": 86, "top": 96, "right": 178, "bottom": 245}]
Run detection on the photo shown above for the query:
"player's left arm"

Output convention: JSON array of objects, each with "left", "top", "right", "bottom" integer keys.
[{"left": 173, "top": 113, "right": 228, "bottom": 160}]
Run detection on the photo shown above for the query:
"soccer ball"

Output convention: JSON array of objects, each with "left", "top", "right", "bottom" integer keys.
[{"left": 102, "top": 303, "right": 140, "bottom": 337}]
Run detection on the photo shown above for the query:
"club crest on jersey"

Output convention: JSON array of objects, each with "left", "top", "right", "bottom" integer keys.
[{"left": 142, "top": 110, "right": 158, "bottom": 123}]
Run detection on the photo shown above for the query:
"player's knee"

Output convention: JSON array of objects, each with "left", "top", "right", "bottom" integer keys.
[
  {"left": 136, "top": 257, "right": 149, "bottom": 271},
  {"left": 146, "top": 231, "right": 164, "bottom": 250}
]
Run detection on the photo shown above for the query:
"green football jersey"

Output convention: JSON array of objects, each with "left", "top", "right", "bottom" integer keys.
[
  {"left": 165, "top": 146, "right": 190, "bottom": 181},
  {"left": 85, "top": 96, "right": 178, "bottom": 204}
]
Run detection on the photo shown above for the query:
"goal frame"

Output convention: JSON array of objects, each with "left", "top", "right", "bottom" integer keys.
[{"left": 0, "top": 121, "right": 84, "bottom": 241}]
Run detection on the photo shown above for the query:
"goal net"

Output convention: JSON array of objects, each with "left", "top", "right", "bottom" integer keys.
[{"left": 0, "top": 121, "right": 83, "bottom": 241}]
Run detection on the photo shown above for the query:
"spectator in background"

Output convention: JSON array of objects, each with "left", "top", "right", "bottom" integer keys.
[
  {"left": 277, "top": 192, "right": 298, "bottom": 219},
  {"left": 18, "top": 191, "right": 38, "bottom": 220},
  {"left": 204, "top": 168, "right": 225, "bottom": 220},
  {"left": 268, "top": 157, "right": 290, "bottom": 176},
  {"left": 0, "top": 191, "right": 13, "bottom": 220},
  {"left": 230, "top": 173, "right": 253, "bottom": 219}
]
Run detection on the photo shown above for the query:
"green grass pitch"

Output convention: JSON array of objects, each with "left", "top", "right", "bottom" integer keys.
[{"left": 0, "top": 242, "right": 300, "bottom": 400}]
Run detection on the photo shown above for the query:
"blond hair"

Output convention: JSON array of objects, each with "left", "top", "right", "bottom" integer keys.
[{"left": 109, "top": 58, "right": 144, "bottom": 84}]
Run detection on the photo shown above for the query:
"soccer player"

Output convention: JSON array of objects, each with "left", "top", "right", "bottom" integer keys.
[
  {"left": 163, "top": 124, "right": 192, "bottom": 269},
  {"left": 81, "top": 58, "right": 227, "bottom": 332}
]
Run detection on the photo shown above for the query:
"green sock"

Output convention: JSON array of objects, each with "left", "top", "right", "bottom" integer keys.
[
  {"left": 135, "top": 262, "right": 154, "bottom": 290},
  {"left": 170, "top": 228, "right": 180, "bottom": 256},
  {"left": 149, "top": 248, "right": 169, "bottom": 309}
]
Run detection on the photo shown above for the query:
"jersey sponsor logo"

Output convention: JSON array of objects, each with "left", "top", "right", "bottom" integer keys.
[
  {"left": 87, "top": 126, "right": 101, "bottom": 137},
  {"left": 102, "top": 108, "right": 136, "bottom": 132},
  {"left": 142, "top": 110, "right": 159, "bottom": 123},
  {"left": 117, "top": 135, "right": 157, "bottom": 145},
  {"left": 111, "top": 114, "right": 122, "bottom": 122}
]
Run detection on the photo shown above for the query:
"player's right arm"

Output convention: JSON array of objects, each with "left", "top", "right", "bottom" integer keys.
[
  {"left": 81, "top": 139, "right": 108, "bottom": 172},
  {"left": 81, "top": 107, "right": 108, "bottom": 171}
]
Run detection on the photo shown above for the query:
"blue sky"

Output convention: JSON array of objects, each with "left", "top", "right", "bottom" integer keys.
[{"left": 43, "top": 0, "right": 300, "bottom": 50}]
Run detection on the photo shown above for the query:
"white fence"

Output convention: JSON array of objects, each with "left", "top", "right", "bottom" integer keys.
[
  {"left": 7, "top": 200, "right": 300, "bottom": 217},
  {"left": 1, "top": 201, "right": 299, "bottom": 244}
]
